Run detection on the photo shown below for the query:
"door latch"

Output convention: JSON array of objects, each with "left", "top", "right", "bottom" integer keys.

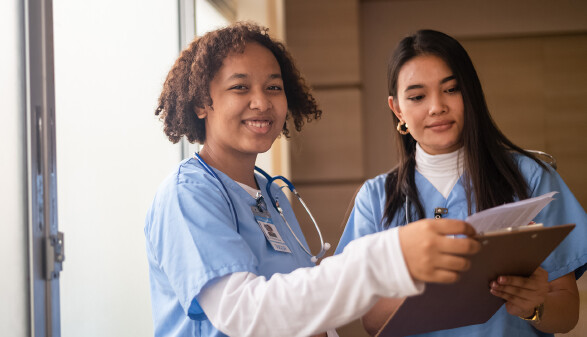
[{"left": 46, "top": 232, "right": 64, "bottom": 280}]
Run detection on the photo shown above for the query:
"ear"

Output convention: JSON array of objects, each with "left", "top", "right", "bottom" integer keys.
[
  {"left": 195, "top": 106, "right": 208, "bottom": 119},
  {"left": 388, "top": 96, "right": 403, "bottom": 121}
]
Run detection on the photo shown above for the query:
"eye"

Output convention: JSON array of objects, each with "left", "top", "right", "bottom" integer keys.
[
  {"left": 229, "top": 84, "right": 248, "bottom": 91},
  {"left": 267, "top": 85, "right": 283, "bottom": 91},
  {"left": 408, "top": 95, "right": 424, "bottom": 102},
  {"left": 445, "top": 85, "right": 460, "bottom": 94}
]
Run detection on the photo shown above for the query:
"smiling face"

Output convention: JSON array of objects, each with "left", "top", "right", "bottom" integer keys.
[
  {"left": 389, "top": 54, "right": 465, "bottom": 155},
  {"left": 197, "top": 42, "right": 287, "bottom": 161}
]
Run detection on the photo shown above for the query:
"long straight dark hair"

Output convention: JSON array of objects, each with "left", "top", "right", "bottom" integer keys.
[{"left": 383, "top": 29, "right": 545, "bottom": 227}]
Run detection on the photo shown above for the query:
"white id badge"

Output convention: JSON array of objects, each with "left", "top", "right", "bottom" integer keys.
[{"left": 251, "top": 204, "right": 291, "bottom": 253}]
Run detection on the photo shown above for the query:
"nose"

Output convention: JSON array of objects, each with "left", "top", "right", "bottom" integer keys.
[
  {"left": 429, "top": 92, "right": 446, "bottom": 116},
  {"left": 249, "top": 89, "right": 272, "bottom": 111}
]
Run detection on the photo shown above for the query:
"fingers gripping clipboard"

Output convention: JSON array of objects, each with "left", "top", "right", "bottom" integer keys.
[{"left": 376, "top": 223, "right": 575, "bottom": 337}]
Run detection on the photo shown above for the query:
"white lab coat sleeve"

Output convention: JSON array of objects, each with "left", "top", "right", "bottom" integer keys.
[{"left": 198, "top": 227, "right": 424, "bottom": 336}]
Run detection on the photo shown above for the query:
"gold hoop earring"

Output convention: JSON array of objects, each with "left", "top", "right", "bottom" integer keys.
[{"left": 397, "top": 120, "right": 409, "bottom": 135}]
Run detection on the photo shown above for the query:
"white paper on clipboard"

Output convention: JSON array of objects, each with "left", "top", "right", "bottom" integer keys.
[{"left": 465, "top": 191, "right": 558, "bottom": 233}]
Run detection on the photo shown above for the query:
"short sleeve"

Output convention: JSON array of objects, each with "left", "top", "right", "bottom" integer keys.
[
  {"left": 335, "top": 177, "right": 387, "bottom": 254},
  {"left": 519, "top": 156, "right": 587, "bottom": 280},
  {"left": 145, "top": 165, "right": 258, "bottom": 317}
]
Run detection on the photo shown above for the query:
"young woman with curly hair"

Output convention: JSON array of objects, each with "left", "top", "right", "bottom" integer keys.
[
  {"left": 336, "top": 29, "right": 586, "bottom": 336},
  {"left": 145, "top": 23, "right": 480, "bottom": 337}
]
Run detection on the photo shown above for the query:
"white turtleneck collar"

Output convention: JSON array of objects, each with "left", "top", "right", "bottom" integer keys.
[{"left": 415, "top": 143, "right": 464, "bottom": 199}]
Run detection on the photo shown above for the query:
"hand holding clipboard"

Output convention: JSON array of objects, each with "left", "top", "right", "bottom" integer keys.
[{"left": 377, "top": 192, "right": 574, "bottom": 337}]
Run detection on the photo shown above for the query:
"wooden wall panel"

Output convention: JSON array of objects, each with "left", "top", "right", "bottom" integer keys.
[
  {"left": 461, "top": 34, "right": 587, "bottom": 208},
  {"left": 543, "top": 35, "right": 587, "bottom": 207},
  {"left": 462, "top": 38, "right": 546, "bottom": 150},
  {"left": 284, "top": 0, "right": 360, "bottom": 85},
  {"left": 290, "top": 88, "right": 364, "bottom": 182}
]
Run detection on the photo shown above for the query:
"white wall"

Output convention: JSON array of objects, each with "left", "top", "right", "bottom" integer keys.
[
  {"left": 196, "top": 0, "right": 230, "bottom": 35},
  {"left": 0, "top": 0, "right": 29, "bottom": 335},
  {"left": 53, "top": 1, "right": 181, "bottom": 335}
]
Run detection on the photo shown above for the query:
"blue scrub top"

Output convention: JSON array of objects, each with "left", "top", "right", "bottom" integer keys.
[
  {"left": 336, "top": 153, "right": 587, "bottom": 337},
  {"left": 145, "top": 158, "right": 314, "bottom": 337}
]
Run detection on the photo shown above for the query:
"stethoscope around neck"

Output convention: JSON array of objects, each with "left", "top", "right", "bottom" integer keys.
[{"left": 194, "top": 153, "right": 331, "bottom": 263}]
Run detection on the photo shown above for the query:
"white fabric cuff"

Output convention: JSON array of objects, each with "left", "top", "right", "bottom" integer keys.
[
  {"left": 385, "top": 226, "right": 426, "bottom": 294},
  {"left": 198, "top": 227, "right": 424, "bottom": 336}
]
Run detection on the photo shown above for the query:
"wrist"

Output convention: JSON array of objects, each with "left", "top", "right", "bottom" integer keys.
[{"left": 519, "top": 303, "right": 544, "bottom": 324}]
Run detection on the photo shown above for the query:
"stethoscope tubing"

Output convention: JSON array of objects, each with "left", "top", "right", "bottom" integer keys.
[{"left": 194, "top": 153, "right": 330, "bottom": 262}]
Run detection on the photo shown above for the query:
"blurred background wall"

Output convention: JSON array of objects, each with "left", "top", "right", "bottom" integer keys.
[{"left": 283, "top": 0, "right": 587, "bottom": 335}]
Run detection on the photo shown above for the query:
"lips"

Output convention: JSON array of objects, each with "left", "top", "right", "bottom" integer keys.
[{"left": 426, "top": 120, "right": 454, "bottom": 131}]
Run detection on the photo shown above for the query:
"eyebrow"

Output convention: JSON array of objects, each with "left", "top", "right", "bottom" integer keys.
[
  {"left": 441, "top": 75, "right": 456, "bottom": 84},
  {"left": 227, "top": 73, "right": 247, "bottom": 80},
  {"left": 227, "top": 73, "right": 282, "bottom": 80},
  {"left": 404, "top": 75, "right": 456, "bottom": 92}
]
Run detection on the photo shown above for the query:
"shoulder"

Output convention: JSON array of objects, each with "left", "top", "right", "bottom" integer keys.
[
  {"left": 352, "top": 172, "right": 391, "bottom": 217},
  {"left": 357, "top": 172, "right": 389, "bottom": 201},
  {"left": 156, "top": 157, "right": 221, "bottom": 195},
  {"left": 510, "top": 152, "right": 555, "bottom": 187},
  {"left": 511, "top": 152, "right": 545, "bottom": 172},
  {"left": 146, "top": 158, "right": 228, "bottom": 227}
]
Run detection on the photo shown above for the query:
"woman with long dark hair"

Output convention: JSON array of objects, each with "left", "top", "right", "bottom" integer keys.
[{"left": 336, "top": 29, "right": 586, "bottom": 336}]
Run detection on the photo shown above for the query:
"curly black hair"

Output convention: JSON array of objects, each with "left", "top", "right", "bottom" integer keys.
[{"left": 155, "top": 21, "right": 321, "bottom": 144}]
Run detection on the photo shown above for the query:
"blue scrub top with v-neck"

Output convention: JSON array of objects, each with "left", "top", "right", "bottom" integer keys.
[
  {"left": 145, "top": 157, "right": 315, "bottom": 337},
  {"left": 335, "top": 153, "right": 587, "bottom": 337}
]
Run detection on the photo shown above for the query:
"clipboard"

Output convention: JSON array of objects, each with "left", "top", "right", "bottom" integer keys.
[{"left": 376, "top": 223, "right": 575, "bottom": 337}]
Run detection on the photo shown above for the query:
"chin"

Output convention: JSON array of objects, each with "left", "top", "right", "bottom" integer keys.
[
  {"left": 247, "top": 134, "right": 281, "bottom": 154},
  {"left": 251, "top": 142, "right": 274, "bottom": 154}
]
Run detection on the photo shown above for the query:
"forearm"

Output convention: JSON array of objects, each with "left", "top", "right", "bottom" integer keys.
[
  {"left": 531, "top": 273, "right": 579, "bottom": 333},
  {"left": 199, "top": 228, "right": 424, "bottom": 337},
  {"left": 362, "top": 297, "right": 404, "bottom": 336}
]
